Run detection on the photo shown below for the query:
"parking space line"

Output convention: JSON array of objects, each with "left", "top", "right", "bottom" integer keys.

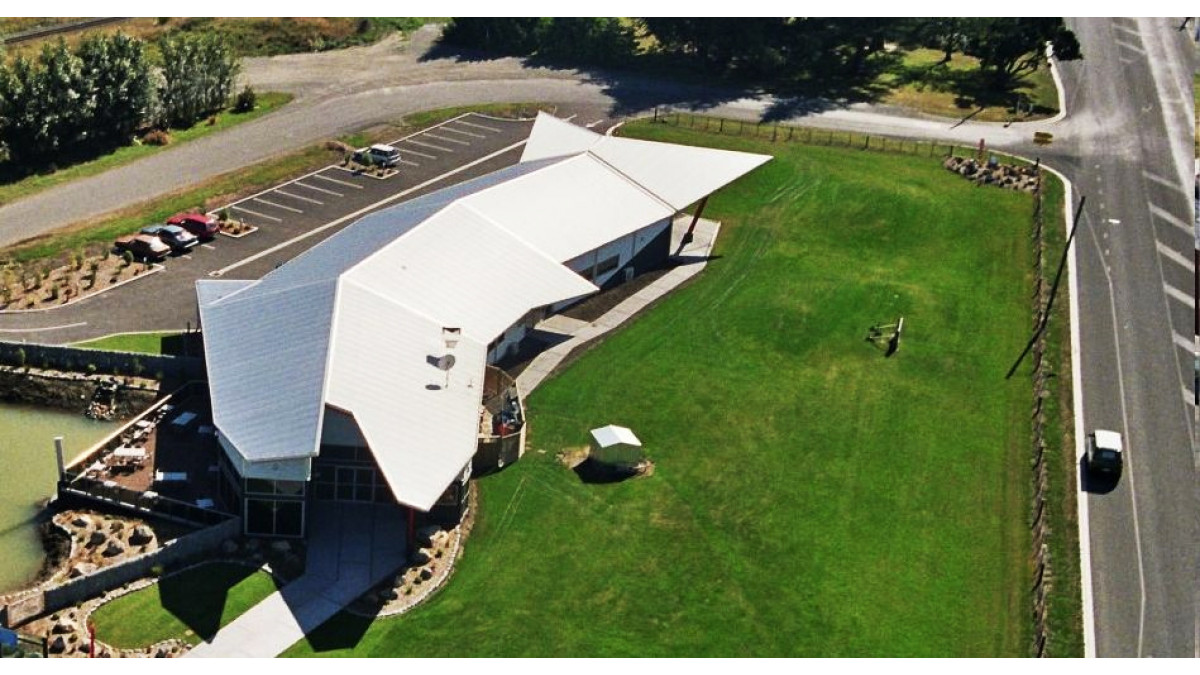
[
  {"left": 398, "top": 147, "right": 436, "bottom": 160},
  {"left": 1142, "top": 170, "right": 1178, "bottom": 190},
  {"left": 254, "top": 197, "right": 303, "bottom": 214},
  {"left": 398, "top": 158, "right": 420, "bottom": 167},
  {"left": 1115, "top": 38, "right": 1146, "bottom": 54},
  {"left": 1149, "top": 203, "right": 1192, "bottom": 236},
  {"left": 214, "top": 137, "right": 529, "bottom": 277},
  {"left": 439, "top": 125, "right": 486, "bottom": 139},
  {"left": 1163, "top": 282, "right": 1195, "bottom": 309},
  {"left": 295, "top": 181, "right": 342, "bottom": 197},
  {"left": 424, "top": 132, "right": 470, "bottom": 146},
  {"left": 404, "top": 138, "right": 454, "bottom": 153},
  {"left": 201, "top": 244, "right": 216, "bottom": 250},
  {"left": 1184, "top": 385, "right": 1195, "bottom": 406},
  {"left": 1173, "top": 331, "right": 1194, "bottom": 350},
  {"left": 456, "top": 119, "right": 501, "bottom": 133},
  {"left": 1156, "top": 240, "right": 1195, "bottom": 272},
  {"left": 232, "top": 205, "right": 281, "bottom": 222},
  {"left": 274, "top": 189, "right": 324, "bottom": 206},
  {"left": 315, "top": 174, "right": 364, "bottom": 189}
]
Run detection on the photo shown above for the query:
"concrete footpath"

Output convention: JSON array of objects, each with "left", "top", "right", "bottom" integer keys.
[
  {"left": 186, "top": 502, "right": 405, "bottom": 658},
  {"left": 517, "top": 216, "right": 720, "bottom": 394}
]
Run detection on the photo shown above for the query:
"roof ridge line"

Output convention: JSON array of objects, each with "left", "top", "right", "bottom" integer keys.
[{"left": 583, "top": 148, "right": 679, "bottom": 213}]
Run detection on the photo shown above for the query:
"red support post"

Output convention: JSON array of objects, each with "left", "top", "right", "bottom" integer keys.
[{"left": 682, "top": 196, "right": 709, "bottom": 247}]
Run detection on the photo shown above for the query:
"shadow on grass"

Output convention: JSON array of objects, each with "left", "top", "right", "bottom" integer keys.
[
  {"left": 160, "top": 331, "right": 204, "bottom": 358},
  {"left": 572, "top": 457, "right": 638, "bottom": 484},
  {"left": 291, "top": 608, "right": 379, "bottom": 654},
  {"left": 157, "top": 564, "right": 280, "bottom": 643}
]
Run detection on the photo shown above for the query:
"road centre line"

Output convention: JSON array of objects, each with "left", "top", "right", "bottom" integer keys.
[
  {"left": 254, "top": 197, "right": 303, "bottom": 214},
  {"left": 455, "top": 119, "right": 501, "bottom": 133},
  {"left": 439, "top": 126, "right": 486, "bottom": 139},
  {"left": 398, "top": 147, "right": 436, "bottom": 160},
  {"left": 273, "top": 189, "right": 324, "bottom": 205},
  {"left": 404, "top": 138, "right": 454, "bottom": 153},
  {"left": 232, "top": 205, "right": 281, "bottom": 222},
  {"left": 315, "top": 174, "right": 363, "bottom": 189},
  {"left": 1149, "top": 203, "right": 1192, "bottom": 235},
  {"left": 1155, "top": 241, "right": 1194, "bottom": 272},
  {"left": 1163, "top": 282, "right": 1195, "bottom": 309},
  {"left": 294, "top": 181, "right": 342, "bottom": 197},
  {"left": 213, "top": 138, "right": 529, "bottom": 277},
  {"left": 423, "top": 132, "right": 470, "bottom": 146}
]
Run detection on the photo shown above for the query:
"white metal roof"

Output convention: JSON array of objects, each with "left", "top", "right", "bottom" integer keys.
[
  {"left": 325, "top": 280, "right": 490, "bottom": 510},
  {"left": 521, "top": 112, "right": 772, "bottom": 210},
  {"left": 343, "top": 201, "right": 598, "bottom": 344},
  {"left": 463, "top": 153, "right": 675, "bottom": 261},
  {"left": 591, "top": 425, "right": 642, "bottom": 448},
  {"left": 201, "top": 113, "right": 769, "bottom": 511}
]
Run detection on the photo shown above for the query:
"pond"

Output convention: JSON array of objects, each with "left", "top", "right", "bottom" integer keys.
[{"left": 0, "top": 403, "right": 118, "bottom": 594}]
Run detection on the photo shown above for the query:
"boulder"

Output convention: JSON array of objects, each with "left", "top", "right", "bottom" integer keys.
[
  {"left": 72, "top": 516, "right": 90, "bottom": 528},
  {"left": 270, "top": 540, "right": 291, "bottom": 554},
  {"left": 108, "top": 520, "right": 125, "bottom": 532},
  {"left": 220, "top": 539, "right": 238, "bottom": 555},
  {"left": 379, "top": 588, "right": 399, "bottom": 601},
  {"left": 52, "top": 619, "right": 76, "bottom": 634},
  {"left": 103, "top": 541, "right": 125, "bottom": 557},
  {"left": 419, "top": 567, "right": 433, "bottom": 581},
  {"left": 88, "top": 530, "right": 107, "bottom": 547},
  {"left": 129, "top": 525, "right": 154, "bottom": 546},
  {"left": 69, "top": 563, "right": 98, "bottom": 578},
  {"left": 245, "top": 538, "right": 261, "bottom": 551},
  {"left": 408, "top": 550, "right": 429, "bottom": 566},
  {"left": 49, "top": 635, "right": 67, "bottom": 654}
]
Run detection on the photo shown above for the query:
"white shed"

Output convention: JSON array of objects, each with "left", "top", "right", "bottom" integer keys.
[{"left": 589, "top": 425, "right": 644, "bottom": 467}]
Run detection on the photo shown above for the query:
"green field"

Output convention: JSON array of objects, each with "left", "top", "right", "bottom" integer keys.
[
  {"left": 90, "top": 563, "right": 278, "bottom": 648},
  {"left": 72, "top": 331, "right": 182, "bottom": 355},
  {"left": 284, "top": 123, "right": 1041, "bottom": 657}
]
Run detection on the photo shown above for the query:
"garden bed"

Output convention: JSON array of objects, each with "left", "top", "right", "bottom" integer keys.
[{"left": 0, "top": 254, "right": 161, "bottom": 312}]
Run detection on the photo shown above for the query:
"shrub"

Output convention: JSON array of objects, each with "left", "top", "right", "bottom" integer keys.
[
  {"left": 141, "top": 129, "right": 172, "bottom": 146},
  {"left": 206, "top": 115, "right": 219, "bottom": 126},
  {"left": 122, "top": 250, "right": 134, "bottom": 267},
  {"left": 233, "top": 85, "right": 257, "bottom": 113},
  {"left": 86, "top": 364, "right": 97, "bottom": 375},
  {"left": 16, "top": 348, "right": 26, "bottom": 368}
]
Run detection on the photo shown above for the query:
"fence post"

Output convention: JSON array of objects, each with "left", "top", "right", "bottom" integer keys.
[
  {"left": 719, "top": 119, "right": 724, "bottom": 134},
  {"left": 772, "top": 125, "right": 778, "bottom": 142}
]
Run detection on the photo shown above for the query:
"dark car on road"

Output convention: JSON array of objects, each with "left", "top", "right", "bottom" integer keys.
[
  {"left": 167, "top": 212, "right": 220, "bottom": 241},
  {"left": 140, "top": 224, "right": 198, "bottom": 253},
  {"left": 114, "top": 234, "right": 170, "bottom": 262},
  {"left": 353, "top": 144, "right": 402, "bottom": 169}
]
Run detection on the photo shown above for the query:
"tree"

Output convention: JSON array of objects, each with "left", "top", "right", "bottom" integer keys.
[
  {"left": 441, "top": 18, "right": 547, "bottom": 55},
  {"left": 961, "top": 18, "right": 1081, "bottom": 85},
  {"left": 77, "top": 32, "right": 153, "bottom": 147},
  {"left": 158, "top": 33, "right": 239, "bottom": 128}
]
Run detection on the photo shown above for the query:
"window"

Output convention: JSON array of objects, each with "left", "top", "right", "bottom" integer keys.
[{"left": 594, "top": 255, "right": 620, "bottom": 277}]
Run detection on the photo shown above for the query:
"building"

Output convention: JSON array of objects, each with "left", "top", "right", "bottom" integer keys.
[{"left": 196, "top": 113, "right": 770, "bottom": 538}]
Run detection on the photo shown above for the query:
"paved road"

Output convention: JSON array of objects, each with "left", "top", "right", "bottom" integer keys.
[{"left": 1054, "top": 18, "right": 1197, "bottom": 658}]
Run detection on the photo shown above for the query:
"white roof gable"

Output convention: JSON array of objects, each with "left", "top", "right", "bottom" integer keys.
[
  {"left": 200, "top": 278, "right": 337, "bottom": 462},
  {"left": 591, "top": 424, "right": 642, "bottom": 448},
  {"left": 521, "top": 111, "right": 771, "bottom": 211},
  {"left": 465, "top": 153, "right": 674, "bottom": 261},
  {"left": 326, "top": 280, "right": 488, "bottom": 510}
]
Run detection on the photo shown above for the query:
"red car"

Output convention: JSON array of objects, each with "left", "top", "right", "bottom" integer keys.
[{"left": 166, "top": 212, "right": 220, "bottom": 241}]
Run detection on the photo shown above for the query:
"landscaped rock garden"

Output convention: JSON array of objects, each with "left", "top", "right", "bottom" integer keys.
[
  {"left": 943, "top": 155, "right": 1040, "bottom": 192},
  {"left": 0, "top": 366, "right": 158, "bottom": 418},
  {"left": 0, "top": 252, "right": 158, "bottom": 311},
  {"left": 42, "top": 511, "right": 173, "bottom": 586},
  {"left": 214, "top": 209, "right": 256, "bottom": 237}
]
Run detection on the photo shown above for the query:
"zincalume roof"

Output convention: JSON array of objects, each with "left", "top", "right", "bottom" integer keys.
[{"left": 199, "top": 113, "right": 770, "bottom": 510}]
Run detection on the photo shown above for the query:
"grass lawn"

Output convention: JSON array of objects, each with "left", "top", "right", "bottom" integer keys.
[
  {"left": 0, "top": 92, "right": 292, "bottom": 209},
  {"left": 90, "top": 563, "right": 278, "bottom": 648},
  {"left": 880, "top": 48, "right": 1058, "bottom": 122},
  {"left": 286, "top": 123, "right": 1041, "bottom": 657},
  {"left": 72, "top": 331, "right": 183, "bottom": 355}
]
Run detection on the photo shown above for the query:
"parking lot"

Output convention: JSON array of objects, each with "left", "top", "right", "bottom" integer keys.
[{"left": 0, "top": 113, "right": 539, "bottom": 343}]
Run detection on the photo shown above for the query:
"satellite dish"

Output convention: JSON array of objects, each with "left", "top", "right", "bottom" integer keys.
[{"left": 436, "top": 354, "right": 456, "bottom": 371}]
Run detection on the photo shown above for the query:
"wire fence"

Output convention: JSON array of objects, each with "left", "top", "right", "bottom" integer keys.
[{"left": 651, "top": 108, "right": 982, "bottom": 159}]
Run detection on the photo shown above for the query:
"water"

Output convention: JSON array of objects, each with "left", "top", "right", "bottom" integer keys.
[{"left": 0, "top": 404, "right": 117, "bottom": 594}]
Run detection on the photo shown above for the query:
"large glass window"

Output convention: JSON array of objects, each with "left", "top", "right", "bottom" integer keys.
[{"left": 244, "top": 498, "right": 306, "bottom": 537}]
